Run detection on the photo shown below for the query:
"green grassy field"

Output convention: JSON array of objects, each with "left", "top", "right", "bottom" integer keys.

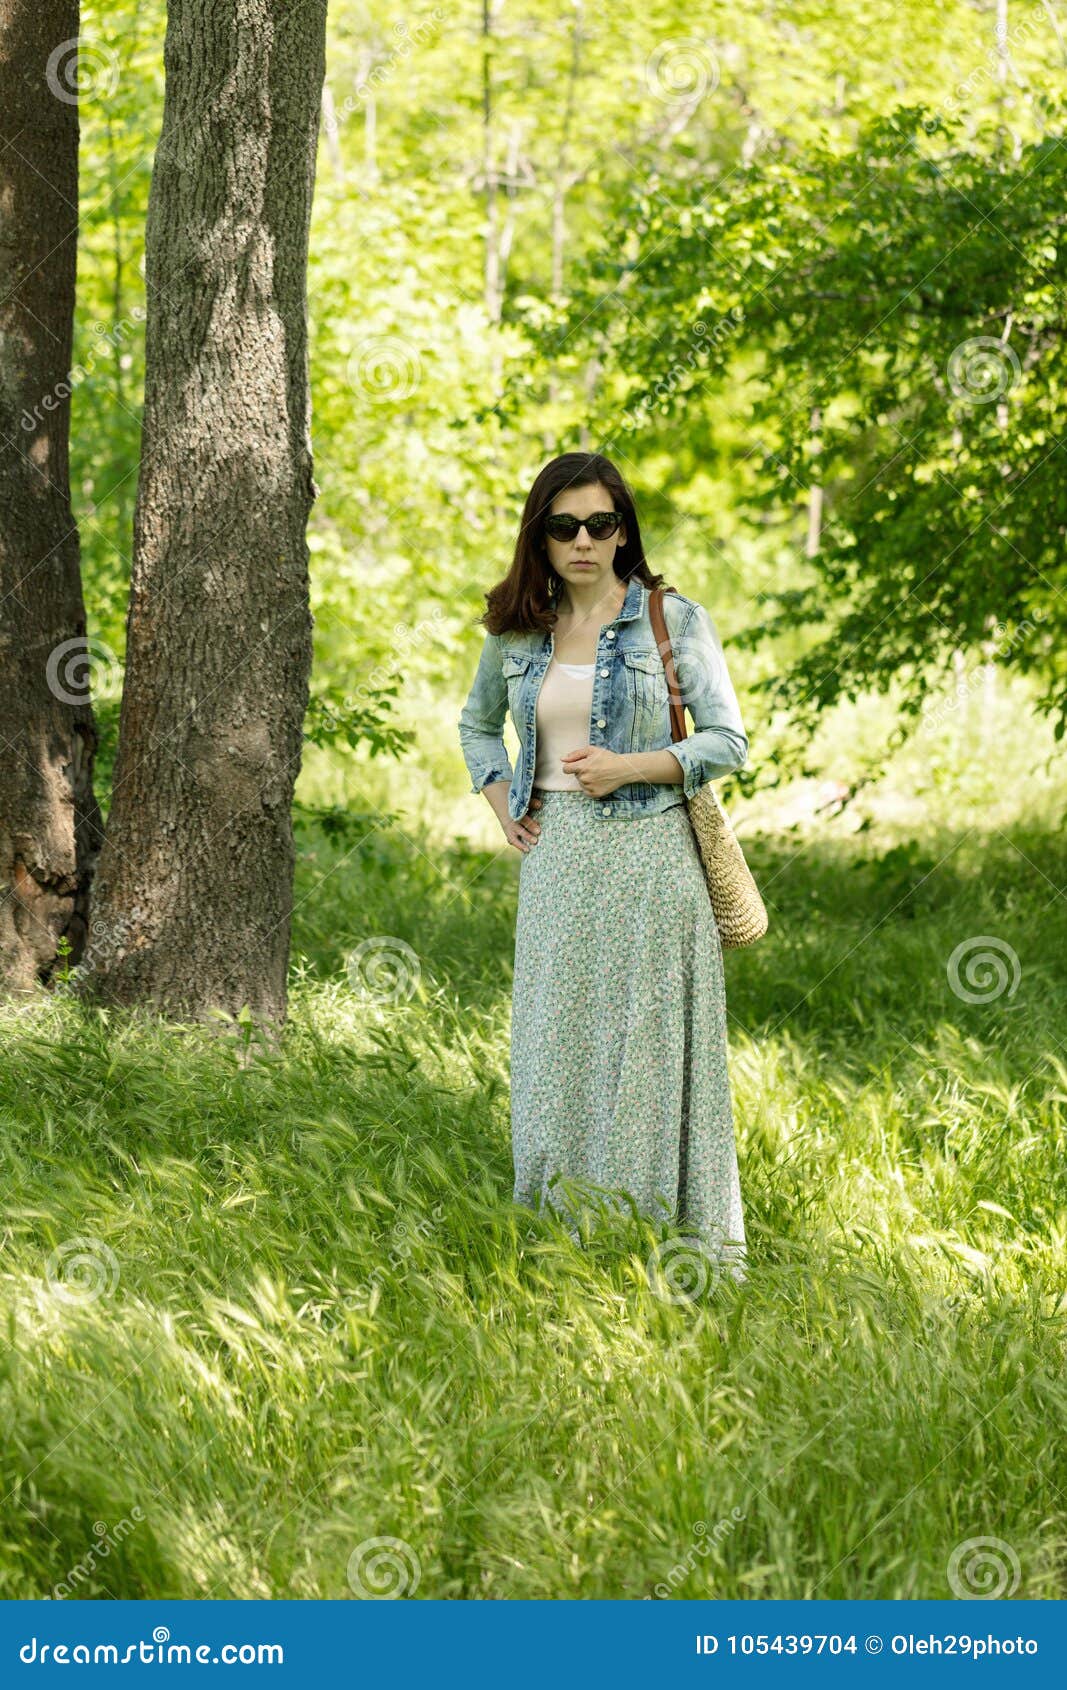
[{"left": 1, "top": 676, "right": 1065, "bottom": 1600}]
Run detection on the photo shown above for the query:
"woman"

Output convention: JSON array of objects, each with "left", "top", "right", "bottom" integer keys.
[{"left": 458, "top": 451, "right": 749, "bottom": 1282}]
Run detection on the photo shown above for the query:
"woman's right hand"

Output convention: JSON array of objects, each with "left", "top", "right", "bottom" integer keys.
[{"left": 500, "top": 795, "right": 542, "bottom": 853}]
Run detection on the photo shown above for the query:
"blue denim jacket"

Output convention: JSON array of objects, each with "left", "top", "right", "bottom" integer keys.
[{"left": 458, "top": 574, "right": 749, "bottom": 820}]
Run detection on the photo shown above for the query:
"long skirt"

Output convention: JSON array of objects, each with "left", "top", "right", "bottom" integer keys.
[{"left": 510, "top": 785, "right": 747, "bottom": 1283}]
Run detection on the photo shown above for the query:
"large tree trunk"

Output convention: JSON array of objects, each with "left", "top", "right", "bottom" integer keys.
[
  {"left": 0, "top": 2, "right": 102, "bottom": 995},
  {"left": 84, "top": 0, "right": 328, "bottom": 1025}
]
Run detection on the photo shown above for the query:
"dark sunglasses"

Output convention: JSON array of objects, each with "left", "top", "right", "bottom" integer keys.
[{"left": 543, "top": 510, "right": 623, "bottom": 542}]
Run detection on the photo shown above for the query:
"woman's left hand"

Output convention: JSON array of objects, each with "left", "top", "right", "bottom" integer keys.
[{"left": 560, "top": 746, "right": 627, "bottom": 798}]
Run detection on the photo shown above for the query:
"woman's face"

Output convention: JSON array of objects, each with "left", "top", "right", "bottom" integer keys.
[{"left": 543, "top": 481, "right": 627, "bottom": 596}]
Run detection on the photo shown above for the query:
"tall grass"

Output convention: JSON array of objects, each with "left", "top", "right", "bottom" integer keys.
[{"left": 1, "top": 683, "right": 1066, "bottom": 1599}]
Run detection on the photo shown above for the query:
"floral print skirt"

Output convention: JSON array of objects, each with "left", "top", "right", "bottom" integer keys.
[{"left": 510, "top": 785, "right": 747, "bottom": 1282}]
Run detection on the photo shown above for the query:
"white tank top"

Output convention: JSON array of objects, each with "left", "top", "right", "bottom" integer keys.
[{"left": 533, "top": 659, "right": 595, "bottom": 789}]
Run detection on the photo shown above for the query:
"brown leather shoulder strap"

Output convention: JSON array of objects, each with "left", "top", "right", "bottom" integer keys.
[{"left": 648, "top": 586, "right": 687, "bottom": 743}]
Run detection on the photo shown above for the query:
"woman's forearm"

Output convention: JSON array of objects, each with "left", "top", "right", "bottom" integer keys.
[
  {"left": 481, "top": 777, "right": 513, "bottom": 824},
  {"left": 612, "top": 749, "right": 685, "bottom": 787}
]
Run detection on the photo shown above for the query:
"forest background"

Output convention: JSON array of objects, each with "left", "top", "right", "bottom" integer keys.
[{"left": 0, "top": 0, "right": 1065, "bottom": 1600}]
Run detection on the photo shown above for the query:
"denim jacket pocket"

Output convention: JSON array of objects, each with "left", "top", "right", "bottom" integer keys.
[
  {"left": 622, "top": 647, "right": 669, "bottom": 747},
  {"left": 500, "top": 649, "right": 532, "bottom": 726}
]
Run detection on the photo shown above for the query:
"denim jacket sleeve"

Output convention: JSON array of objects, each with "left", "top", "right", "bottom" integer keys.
[
  {"left": 667, "top": 600, "right": 749, "bottom": 798},
  {"left": 457, "top": 630, "right": 515, "bottom": 796}
]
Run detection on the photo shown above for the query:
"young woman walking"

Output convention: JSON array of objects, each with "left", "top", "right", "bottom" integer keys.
[{"left": 458, "top": 452, "right": 749, "bottom": 1281}]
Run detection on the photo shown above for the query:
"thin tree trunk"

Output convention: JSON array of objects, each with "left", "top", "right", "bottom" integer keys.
[
  {"left": 321, "top": 81, "right": 345, "bottom": 187},
  {"left": 482, "top": 0, "right": 501, "bottom": 339},
  {"left": 544, "top": 0, "right": 582, "bottom": 448},
  {"left": 83, "top": 0, "right": 328, "bottom": 1025},
  {"left": 806, "top": 405, "right": 823, "bottom": 558},
  {"left": 495, "top": 118, "right": 524, "bottom": 291},
  {"left": 355, "top": 45, "right": 378, "bottom": 183},
  {"left": 0, "top": 1, "right": 102, "bottom": 994}
]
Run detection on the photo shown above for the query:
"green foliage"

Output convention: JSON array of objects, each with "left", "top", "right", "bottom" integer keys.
[
  {"left": 72, "top": 0, "right": 1067, "bottom": 800},
  {"left": 303, "top": 683, "right": 413, "bottom": 759},
  {"left": 723, "top": 108, "right": 1067, "bottom": 743}
]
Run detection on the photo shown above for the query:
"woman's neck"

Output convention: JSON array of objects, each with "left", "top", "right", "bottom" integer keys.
[{"left": 557, "top": 575, "right": 626, "bottom": 625}]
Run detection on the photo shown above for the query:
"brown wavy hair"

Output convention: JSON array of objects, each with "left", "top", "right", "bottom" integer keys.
[{"left": 478, "top": 451, "right": 668, "bottom": 636}]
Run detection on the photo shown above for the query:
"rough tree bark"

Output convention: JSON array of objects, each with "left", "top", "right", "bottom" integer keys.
[
  {"left": 83, "top": 0, "right": 328, "bottom": 1024},
  {"left": 0, "top": 2, "right": 102, "bottom": 995}
]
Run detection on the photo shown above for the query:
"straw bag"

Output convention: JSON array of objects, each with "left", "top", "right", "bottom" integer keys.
[{"left": 648, "top": 587, "right": 768, "bottom": 949}]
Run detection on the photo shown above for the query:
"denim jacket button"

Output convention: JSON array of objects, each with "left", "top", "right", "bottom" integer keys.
[
  {"left": 599, "top": 668, "right": 609, "bottom": 677},
  {"left": 596, "top": 717, "right": 606, "bottom": 728},
  {"left": 606, "top": 630, "right": 616, "bottom": 640},
  {"left": 601, "top": 805, "right": 611, "bottom": 815}
]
